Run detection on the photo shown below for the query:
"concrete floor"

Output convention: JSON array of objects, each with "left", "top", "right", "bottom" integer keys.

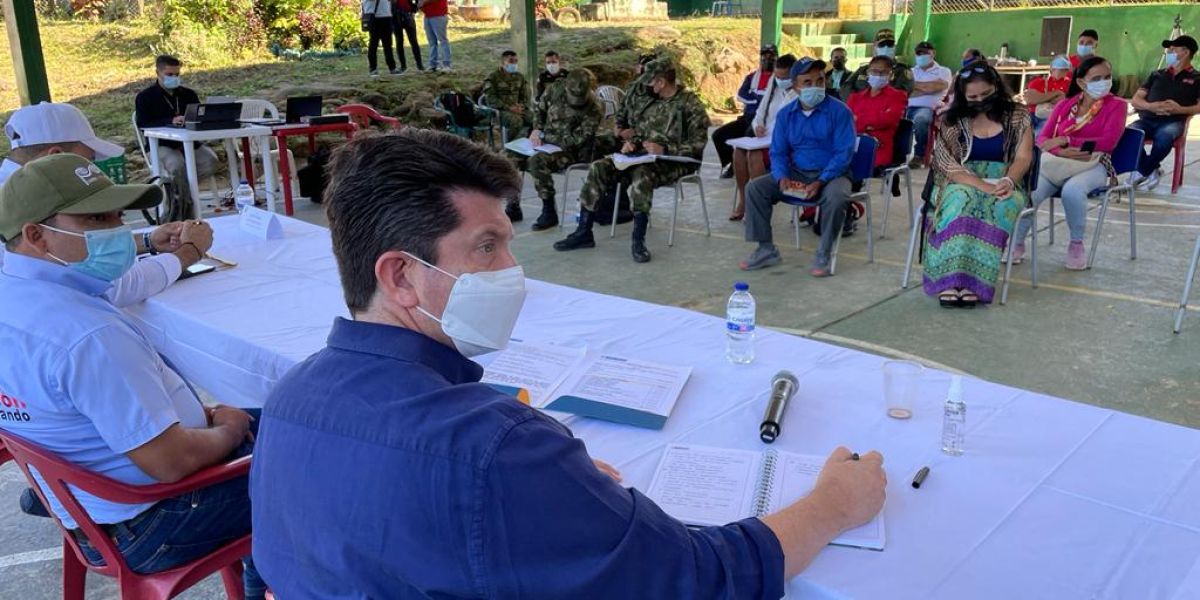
[{"left": 2, "top": 133, "right": 1198, "bottom": 598}]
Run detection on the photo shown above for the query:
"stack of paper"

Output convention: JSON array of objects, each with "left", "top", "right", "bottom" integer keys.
[
  {"left": 726, "top": 136, "right": 772, "bottom": 151},
  {"left": 479, "top": 342, "right": 692, "bottom": 430},
  {"left": 504, "top": 138, "right": 563, "bottom": 156}
]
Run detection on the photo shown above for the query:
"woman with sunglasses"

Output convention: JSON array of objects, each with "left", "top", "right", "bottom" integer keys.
[
  {"left": 924, "top": 63, "right": 1034, "bottom": 307},
  {"left": 1011, "top": 56, "right": 1127, "bottom": 270}
]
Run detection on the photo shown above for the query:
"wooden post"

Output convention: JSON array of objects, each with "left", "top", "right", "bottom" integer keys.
[
  {"left": 509, "top": 0, "right": 538, "bottom": 104},
  {"left": 3, "top": 0, "right": 51, "bottom": 105},
  {"left": 761, "top": 0, "right": 782, "bottom": 50}
]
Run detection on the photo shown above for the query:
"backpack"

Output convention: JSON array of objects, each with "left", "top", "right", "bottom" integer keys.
[
  {"left": 298, "top": 146, "right": 332, "bottom": 204},
  {"left": 439, "top": 92, "right": 480, "bottom": 129}
]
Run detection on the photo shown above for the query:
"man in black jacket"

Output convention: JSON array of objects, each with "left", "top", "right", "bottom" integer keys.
[
  {"left": 133, "top": 55, "right": 219, "bottom": 220},
  {"left": 392, "top": 0, "right": 423, "bottom": 73}
]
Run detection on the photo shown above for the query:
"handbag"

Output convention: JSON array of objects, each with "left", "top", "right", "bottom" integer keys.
[
  {"left": 1039, "top": 151, "right": 1101, "bottom": 188},
  {"left": 361, "top": 0, "right": 380, "bottom": 31}
]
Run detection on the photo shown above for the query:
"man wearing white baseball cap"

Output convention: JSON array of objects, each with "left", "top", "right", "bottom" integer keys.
[
  {"left": 0, "top": 101, "right": 214, "bottom": 307},
  {"left": 0, "top": 101, "right": 124, "bottom": 184}
]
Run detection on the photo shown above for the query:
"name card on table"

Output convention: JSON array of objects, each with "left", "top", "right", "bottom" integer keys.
[{"left": 240, "top": 206, "right": 283, "bottom": 240}]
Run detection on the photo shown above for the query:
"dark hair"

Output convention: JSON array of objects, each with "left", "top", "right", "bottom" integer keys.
[
  {"left": 868, "top": 55, "right": 895, "bottom": 70},
  {"left": 963, "top": 48, "right": 984, "bottom": 62},
  {"left": 544, "top": 50, "right": 559, "bottom": 58},
  {"left": 637, "top": 53, "right": 657, "bottom": 66},
  {"left": 653, "top": 68, "right": 678, "bottom": 85},
  {"left": 1079, "top": 29, "right": 1099, "bottom": 42},
  {"left": 943, "top": 62, "right": 1016, "bottom": 125},
  {"left": 501, "top": 50, "right": 517, "bottom": 59},
  {"left": 155, "top": 55, "right": 182, "bottom": 71},
  {"left": 831, "top": 47, "right": 846, "bottom": 55},
  {"left": 1067, "top": 56, "right": 1108, "bottom": 98},
  {"left": 775, "top": 54, "right": 797, "bottom": 70},
  {"left": 325, "top": 130, "right": 522, "bottom": 314}
]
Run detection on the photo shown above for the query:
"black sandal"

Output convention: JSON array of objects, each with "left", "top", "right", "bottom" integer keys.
[
  {"left": 938, "top": 291, "right": 961, "bottom": 308},
  {"left": 959, "top": 292, "right": 979, "bottom": 308}
]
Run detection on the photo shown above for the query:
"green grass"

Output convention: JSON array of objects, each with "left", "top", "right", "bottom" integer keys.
[{"left": 0, "top": 17, "right": 803, "bottom": 163}]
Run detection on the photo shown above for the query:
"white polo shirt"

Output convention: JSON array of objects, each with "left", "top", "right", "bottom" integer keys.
[
  {"left": 0, "top": 252, "right": 206, "bottom": 529},
  {"left": 909, "top": 62, "right": 952, "bottom": 110}
]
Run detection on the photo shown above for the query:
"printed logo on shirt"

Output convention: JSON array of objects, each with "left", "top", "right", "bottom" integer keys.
[
  {"left": 74, "top": 164, "right": 104, "bottom": 187},
  {"left": 0, "top": 391, "right": 32, "bottom": 422}
]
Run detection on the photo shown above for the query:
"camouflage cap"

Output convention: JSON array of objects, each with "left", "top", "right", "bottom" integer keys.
[{"left": 564, "top": 69, "right": 594, "bottom": 103}]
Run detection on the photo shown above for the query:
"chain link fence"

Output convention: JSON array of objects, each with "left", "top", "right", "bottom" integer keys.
[{"left": 933, "top": 0, "right": 1189, "bottom": 13}]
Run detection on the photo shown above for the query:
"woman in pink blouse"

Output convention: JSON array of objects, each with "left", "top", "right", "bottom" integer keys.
[{"left": 1011, "top": 56, "right": 1128, "bottom": 270}]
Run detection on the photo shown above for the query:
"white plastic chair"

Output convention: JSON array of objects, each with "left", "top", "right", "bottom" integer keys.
[
  {"left": 132, "top": 111, "right": 219, "bottom": 215},
  {"left": 607, "top": 158, "right": 710, "bottom": 247},
  {"left": 234, "top": 99, "right": 300, "bottom": 198},
  {"left": 597, "top": 86, "right": 625, "bottom": 121}
]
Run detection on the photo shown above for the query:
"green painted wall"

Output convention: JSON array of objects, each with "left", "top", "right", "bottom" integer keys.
[{"left": 926, "top": 5, "right": 1200, "bottom": 82}]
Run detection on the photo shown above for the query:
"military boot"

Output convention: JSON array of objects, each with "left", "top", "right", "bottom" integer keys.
[
  {"left": 553, "top": 208, "right": 596, "bottom": 251},
  {"left": 531, "top": 197, "right": 559, "bottom": 232},
  {"left": 631, "top": 212, "right": 651, "bottom": 263}
]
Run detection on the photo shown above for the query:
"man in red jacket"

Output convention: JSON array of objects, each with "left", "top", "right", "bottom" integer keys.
[{"left": 419, "top": 0, "right": 452, "bottom": 72}]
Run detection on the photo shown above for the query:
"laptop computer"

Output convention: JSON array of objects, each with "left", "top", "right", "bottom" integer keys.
[
  {"left": 184, "top": 102, "right": 243, "bottom": 131},
  {"left": 286, "top": 96, "right": 322, "bottom": 124}
]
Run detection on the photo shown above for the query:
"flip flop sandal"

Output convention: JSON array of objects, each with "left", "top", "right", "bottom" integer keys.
[
  {"left": 939, "top": 292, "right": 960, "bottom": 308},
  {"left": 959, "top": 293, "right": 979, "bottom": 308}
]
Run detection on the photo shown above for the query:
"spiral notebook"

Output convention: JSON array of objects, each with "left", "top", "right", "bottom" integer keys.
[{"left": 645, "top": 444, "right": 886, "bottom": 550}]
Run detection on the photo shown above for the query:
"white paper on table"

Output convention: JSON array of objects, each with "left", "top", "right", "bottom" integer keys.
[
  {"left": 478, "top": 341, "right": 586, "bottom": 408},
  {"left": 612, "top": 153, "right": 659, "bottom": 170},
  {"left": 782, "top": 188, "right": 814, "bottom": 201},
  {"left": 239, "top": 206, "right": 283, "bottom": 239},
  {"left": 504, "top": 138, "right": 563, "bottom": 156},
  {"left": 769, "top": 452, "right": 886, "bottom": 550},
  {"left": 549, "top": 355, "right": 692, "bottom": 417},
  {"left": 644, "top": 444, "right": 763, "bottom": 527},
  {"left": 726, "top": 136, "right": 772, "bottom": 151}
]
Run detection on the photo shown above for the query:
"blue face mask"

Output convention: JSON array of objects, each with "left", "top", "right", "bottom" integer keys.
[
  {"left": 867, "top": 75, "right": 890, "bottom": 89},
  {"left": 1085, "top": 78, "right": 1112, "bottom": 99},
  {"left": 915, "top": 55, "right": 933, "bottom": 68},
  {"left": 876, "top": 46, "right": 896, "bottom": 58},
  {"left": 43, "top": 224, "right": 137, "bottom": 282},
  {"left": 161, "top": 75, "right": 182, "bottom": 90},
  {"left": 799, "top": 86, "right": 826, "bottom": 108},
  {"left": 1077, "top": 44, "right": 1094, "bottom": 57},
  {"left": 774, "top": 77, "right": 791, "bottom": 91},
  {"left": 504, "top": 63, "right": 518, "bottom": 74},
  {"left": 1166, "top": 52, "right": 1180, "bottom": 68}
]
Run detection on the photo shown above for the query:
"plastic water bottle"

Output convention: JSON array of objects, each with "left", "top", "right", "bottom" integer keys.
[
  {"left": 234, "top": 180, "right": 255, "bottom": 212},
  {"left": 941, "top": 376, "right": 966, "bottom": 456},
  {"left": 726, "top": 281, "right": 755, "bottom": 364}
]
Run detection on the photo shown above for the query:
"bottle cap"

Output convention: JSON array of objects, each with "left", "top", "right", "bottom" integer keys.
[{"left": 734, "top": 281, "right": 749, "bottom": 291}]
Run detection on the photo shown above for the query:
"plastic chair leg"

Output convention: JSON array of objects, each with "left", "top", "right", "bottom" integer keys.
[
  {"left": 560, "top": 171, "right": 571, "bottom": 230},
  {"left": 1129, "top": 190, "right": 1137, "bottom": 260},
  {"left": 792, "top": 205, "right": 802, "bottom": 250},
  {"left": 1090, "top": 191, "right": 1113, "bottom": 269},
  {"left": 1048, "top": 196, "right": 1056, "bottom": 246},
  {"left": 830, "top": 230, "right": 842, "bottom": 276},
  {"left": 879, "top": 175, "right": 891, "bottom": 239},
  {"left": 693, "top": 176, "right": 711, "bottom": 237},
  {"left": 1172, "top": 140, "right": 1185, "bottom": 194},
  {"left": 61, "top": 538, "right": 86, "bottom": 600},
  {"left": 219, "top": 562, "right": 246, "bottom": 600},
  {"left": 609, "top": 183, "right": 620, "bottom": 239},
  {"left": 904, "top": 168, "right": 914, "bottom": 237},
  {"left": 901, "top": 208, "right": 921, "bottom": 289},
  {"left": 668, "top": 182, "right": 680, "bottom": 247},
  {"left": 1174, "top": 233, "right": 1200, "bottom": 333},
  {"left": 853, "top": 191, "right": 874, "bottom": 263}
]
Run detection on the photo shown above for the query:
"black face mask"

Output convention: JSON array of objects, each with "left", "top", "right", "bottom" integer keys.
[
  {"left": 761, "top": 58, "right": 776, "bottom": 71},
  {"left": 832, "top": 58, "right": 846, "bottom": 70},
  {"left": 967, "top": 92, "right": 997, "bottom": 115}
]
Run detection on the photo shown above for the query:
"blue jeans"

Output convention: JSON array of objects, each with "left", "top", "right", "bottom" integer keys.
[
  {"left": 906, "top": 106, "right": 935, "bottom": 159},
  {"left": 424, "top": 15, "right": 451, "bottom": 69},
  {"left": 77, "top": 409, "right": 264, "bottom": 600},
  {"left": 1030, "top": 113, "right": 1047, "bottom": 137},
  {"left": 1130, "top": 117, "right": 1185, "bottom": 177},
  {"left": 1015, "top": 163, "right": 1110, "bottom": 243}
]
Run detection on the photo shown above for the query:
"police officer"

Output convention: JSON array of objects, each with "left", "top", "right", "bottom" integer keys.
[
  {"left": 527, "top": 69, "right": 604, "bottom": 231},
  {"left": 554, "top": 59, "right": 710, "bottom": 264}
]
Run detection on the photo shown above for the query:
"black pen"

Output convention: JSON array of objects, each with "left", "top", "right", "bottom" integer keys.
[{"left": 911, "top": 466, "right": 930, "bottom": 489}]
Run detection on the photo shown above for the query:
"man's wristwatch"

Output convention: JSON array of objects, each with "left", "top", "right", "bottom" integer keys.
[{"left": 143, "top": 232, "right": 158, "bottom": 255}]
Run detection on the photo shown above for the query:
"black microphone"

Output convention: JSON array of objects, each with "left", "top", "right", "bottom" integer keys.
[{"left": 760, "top": 370, "right": 798, "bottom": 443}]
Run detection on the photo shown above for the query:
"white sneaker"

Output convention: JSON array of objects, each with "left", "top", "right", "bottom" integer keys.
[
  {"left": 1141, "top": 171, "right": 1161, "bottom": 191},
  {"left": 1128, "top": 172, "right": 1146, "bottom": 188}
]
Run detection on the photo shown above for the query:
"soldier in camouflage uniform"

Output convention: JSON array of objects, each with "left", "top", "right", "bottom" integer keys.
[
  {"left": 526, "top": 68, "right": 604, "bottom": 231},
  {"left": 554, "top": 59, "right": 711, "bottom": 264},
  {"left": 481, "top": 50, "right": 533, "bottom": 144}
]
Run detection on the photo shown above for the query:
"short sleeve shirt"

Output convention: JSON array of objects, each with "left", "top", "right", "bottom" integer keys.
[
  {"left": 0, "top": 253, "right": 206, "bottom": 529},
  {"left": 909, "top": 63, "right": 952, "bottom": 109},
  {"left": 1138, "top": 66, "right": 1200, "bottom": 122}
]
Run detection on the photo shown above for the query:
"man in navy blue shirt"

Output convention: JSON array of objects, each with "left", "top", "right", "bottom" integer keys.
[
  {"left": 713, "top": 44, "right": 777, "bottom": 178},
  {"left": 250, "top": 129, "right": 886, "bottom": 599},
  {"left": 740, "top": 58, "right": 856, "bottom": 278}
]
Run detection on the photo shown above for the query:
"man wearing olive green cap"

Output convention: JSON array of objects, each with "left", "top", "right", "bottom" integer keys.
[
  {"left": 0, "top": 153, "right": 265, "bottom": 599},
  {"left": 526, "top": 68, "right": 604, "bottom": 231}
]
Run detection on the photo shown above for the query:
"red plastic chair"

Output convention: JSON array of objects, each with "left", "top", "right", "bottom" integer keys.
[
  {"left": 335, "top": 104, "right": 402, "bottom": 130},
  {"left": 0, "top": 431, "right": 251, "bottom": 600},
  {"left": 1150, "top": 115, "right": 1191, "bottom": 194}
]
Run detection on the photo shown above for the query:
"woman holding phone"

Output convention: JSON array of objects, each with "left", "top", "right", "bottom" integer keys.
[{"left": 1011, "top": 56, "right": 1128, "bottom": 270}]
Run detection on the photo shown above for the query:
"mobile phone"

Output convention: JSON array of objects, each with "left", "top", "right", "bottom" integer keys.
[
  {"left": 1080, "top": 141, "right": 1096, "bottom": 153},
  {"left": 178, "top": 262, "right": 216, "bottom": 280}
]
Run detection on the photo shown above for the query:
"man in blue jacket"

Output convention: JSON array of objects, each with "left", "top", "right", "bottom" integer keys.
[
  {"left": 713, "top": 44, "right": 777, "bottom": 178},
  {"left": 740, "top": 57, "right": 856, "bottom": 277}
]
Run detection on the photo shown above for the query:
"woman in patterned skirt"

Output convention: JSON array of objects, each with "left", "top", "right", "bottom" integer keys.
[{"left": 924, "top": 62, "right": 1034, "bottom": 307}]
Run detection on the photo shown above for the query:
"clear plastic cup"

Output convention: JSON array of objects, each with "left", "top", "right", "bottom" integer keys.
[{"left": 882, "top": 360, "right": 923, "bottom": 419}]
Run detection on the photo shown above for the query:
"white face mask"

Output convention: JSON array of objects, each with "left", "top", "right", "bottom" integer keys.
[
  {"left": 404, "top": 252, "right": 527, "bottom": 357},
  {"left": 546, "top": 63, "right": 560, "bottom": 75}
]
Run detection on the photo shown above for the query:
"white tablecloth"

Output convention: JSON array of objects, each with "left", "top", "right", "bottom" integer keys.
[{"left": 125, "top": 216, "right": 1200, "bottom": 599}]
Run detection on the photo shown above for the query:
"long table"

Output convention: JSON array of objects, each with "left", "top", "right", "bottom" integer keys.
[{"left": 125, "top": 216, "right": 1200, "bottom": 599}]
